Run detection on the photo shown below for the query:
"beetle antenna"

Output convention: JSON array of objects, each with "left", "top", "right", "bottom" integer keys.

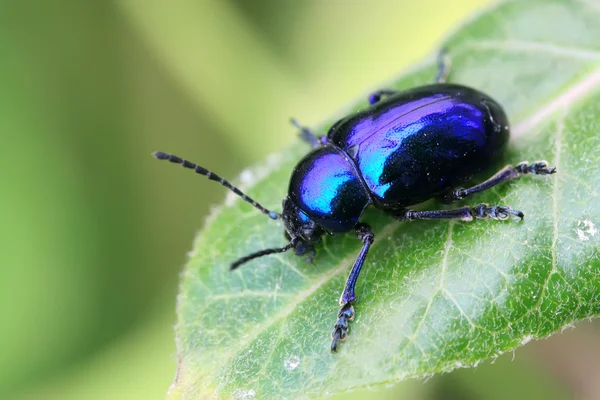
[
  {"left": 153, "top": 151, "right": 280, "bottom": 219},
  {"left": 230, "top": 238, "right": 298, "bottom": 270}
]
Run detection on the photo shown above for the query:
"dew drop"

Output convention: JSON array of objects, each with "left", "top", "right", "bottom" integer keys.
[
  {"left": 574, "top": 220, "right": 598, "bottom": 242},
  {"left": 283, "top": 355, "right": 301, "bottom": 371}
]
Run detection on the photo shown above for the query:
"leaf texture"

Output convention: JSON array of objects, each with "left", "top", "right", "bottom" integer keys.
[{"left": 170, "top": 1, "right": 600, "bottom": 398}]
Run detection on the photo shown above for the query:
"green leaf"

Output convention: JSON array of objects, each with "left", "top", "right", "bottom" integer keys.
[{"left": 170, "top": 0, "right": 600, "bottom": 398}]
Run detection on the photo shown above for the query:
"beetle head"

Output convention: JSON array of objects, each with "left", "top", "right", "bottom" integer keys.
[
  {"left": 282, "top": 196, "right": 323, "bottom": 256},
  {"left": 229, "top": 197, "right": 324, "bottom": 270}
]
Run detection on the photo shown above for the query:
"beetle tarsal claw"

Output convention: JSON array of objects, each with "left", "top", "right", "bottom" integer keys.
[
  {"left": 471, "top": 204, "right": 524, "bottom": 221},
  {"left": 330, "top": 303, "right": 355, "bottom": 352}
]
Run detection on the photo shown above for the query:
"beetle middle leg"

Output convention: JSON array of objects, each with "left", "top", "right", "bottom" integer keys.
[
  {"left": 331, "top": 223, "right": 374, "bottom": 352},
  {"left": 441, "top": 161, "right": 557, "bottom": 203},
  {"left": 290, "top": 118, "right": 324, "bottom": 147},
  {"left": 435, "top": 48, "right": 451, "bottom": 84},
  {"left": 368, "top": 48, "right": 451, "bottom": 106}
]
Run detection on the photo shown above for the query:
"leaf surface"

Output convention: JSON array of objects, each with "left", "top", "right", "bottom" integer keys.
[{"left": 170, "top": 1, "right": 600, "bottom": 398}]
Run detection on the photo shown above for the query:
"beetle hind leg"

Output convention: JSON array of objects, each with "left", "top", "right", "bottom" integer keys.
[
  {"left": 392, "top": 204, "right": 524, "bottom": 222},
  {"left": 471, "top": 204, "right": 524, "bottom": 220},
  {"left": 441, "top": 160, "right": 557, "bottom": 203}
]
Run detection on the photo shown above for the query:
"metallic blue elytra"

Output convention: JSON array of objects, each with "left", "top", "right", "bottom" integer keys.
[
  {"left": 153, "top": 50, "right": 556, "bottom": 353},
  {"left": 331, "top": 84, "right": 509, "bottom": 206}
]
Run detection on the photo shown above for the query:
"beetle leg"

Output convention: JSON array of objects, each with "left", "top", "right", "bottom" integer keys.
[
  {"left": 392, "top": 204, "right": 524, "bottom": 222},
  {"left": 435, "top": 48, "right": 451, "bottom": 83},
  {"left": 304, "top": 246, "right": 316, "bottom": 263},
  {"left": 470, "top": 204, "right": 524, "bottom": 220},
  {"left": 368, "top": 90, "right": 397, "bottom": 105},
  {"left": 294, "top": 240, "right": 316, "bottom": 263},
  {"left": 331, "top": 303, "right": 354, "bottom": 352},
  {"left": 290, "top": 118, "right": 325, "bottom": 147},
  {"left": 331, "top": 223, "right": 374, "bottom": 352},
  {"left": 441, "top": 161, "right": 557, "bottom": 203}
]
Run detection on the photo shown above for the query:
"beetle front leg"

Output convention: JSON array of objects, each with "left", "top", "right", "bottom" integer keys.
[
  {"left": 442, "top": 161, "right": 556, "bottom": 203},
  {"left": 290, "top": 118, "right": 325, "bottom": 147},
  {"left": 331, "top": 223, "right": 374, "bottom": 352}
]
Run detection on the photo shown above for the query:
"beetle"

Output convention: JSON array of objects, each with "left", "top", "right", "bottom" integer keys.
[{"left": 154, "top": 50, "right": 556, "bottom": 351}]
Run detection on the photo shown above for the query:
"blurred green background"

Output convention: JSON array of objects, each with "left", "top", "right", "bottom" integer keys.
[{"left": 2, "top": 1, "right": 598, "bottom": 399}]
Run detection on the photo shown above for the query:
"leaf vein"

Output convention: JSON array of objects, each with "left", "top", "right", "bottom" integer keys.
[
  {"left": 401, "top": 222, "right": 455, "bottom": 351},
  {"left": 534, "top": 107, "right": 567, "bottom": 313},
  {"left": 577, "top": 0, "right": 600, "bottom": 14},
  {"left": 442, "top": 289, "right": 477, "bottom": 328},
  {"left": 514, "top": 67, "right": 600, "bottom": 139},
  {"left": 207, "top": 291, "right": 294, "bottom": 300},
  {"left": 460, "top": 39, "right": 600, "bottom": 61}
]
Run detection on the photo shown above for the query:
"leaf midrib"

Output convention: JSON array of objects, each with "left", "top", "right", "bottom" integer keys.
[
  {"left": 457, "top": 39, "right": 600, "bottom": 61},
  {"left": 513, "top": 67, "right": 600, "bottom": 137}
]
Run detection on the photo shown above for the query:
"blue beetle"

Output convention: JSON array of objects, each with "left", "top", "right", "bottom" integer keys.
[{"left": 154, "top": 51, "right": 556, "bottom": 351}]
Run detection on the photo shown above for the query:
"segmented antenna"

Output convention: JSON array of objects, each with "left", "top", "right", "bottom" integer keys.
[
  {"left": 230, "top": 239, "right": 297, "bottom": 270},
  {"left": 153, "top": 151, "right": 280, "bottom": 219}
]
